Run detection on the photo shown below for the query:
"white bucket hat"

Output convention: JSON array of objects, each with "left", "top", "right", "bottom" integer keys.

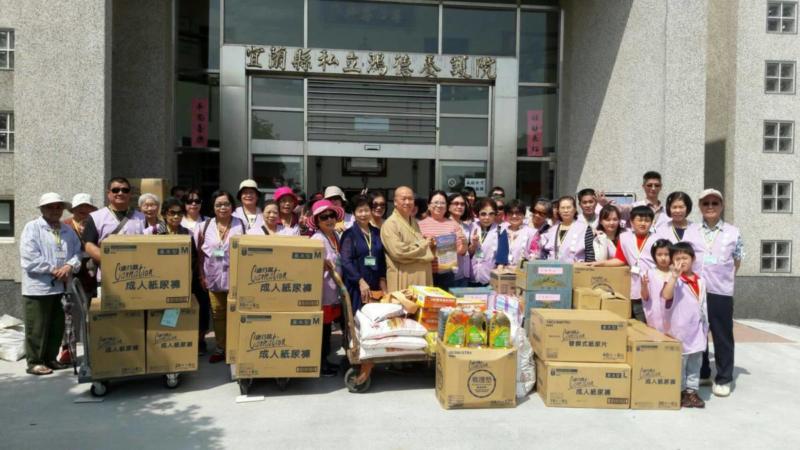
[
  {"left": 698, "top": 188, "right": 723, "bottom": 202},
  {"left": 38, "top": 192, "right": 71, "bottom": 209},
  {"left": 324, "top": 186, "right": 346, "bottom": 201},
  {"left": 237, "top": 179, "right": 261, "bottom": 199},
  {"left": 69, "top": 193, "right": 97, "bottom": 212}
]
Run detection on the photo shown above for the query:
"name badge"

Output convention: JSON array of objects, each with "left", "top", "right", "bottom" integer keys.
[
  {"left": 704, "top": 254, "right": 718, "bottom": 265},
  {"left": 212, "top": 248, "right": 225, "bottom": 258},
  {"left": 55, "top": 249, "right": 67, "bottom": 260},
  {"left": 630, "top": 265, "right": 641, "bottom": 275},
  {"left": 475, "top": 249, "right": 484, "bottom": 259},
  {"left": 364, "top": 256, "right": 377, "bottom": 267}
]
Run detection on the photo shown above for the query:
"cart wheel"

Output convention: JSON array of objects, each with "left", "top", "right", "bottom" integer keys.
[
  {"left": 344, "top": 367, "right": 371, "bottom": 393},
  {"left": 164, "top": 373, "right": 180, "bottom": 389},
  {"left": 90, "top": 381, "right": 109, "bottom": 397},
  {"left": 276, "top": 378, "right": 290, "bottom": 391},
  {"left": 239, "top": 378, "right": 253, "bottom": 396}
]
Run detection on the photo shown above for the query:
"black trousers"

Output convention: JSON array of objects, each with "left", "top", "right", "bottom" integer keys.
[
  {"left": 631, "top": 299, "right": 646, "bottom": 324},
  {"left": 701, "top": 292, "right": 735, "bottom": 384}
]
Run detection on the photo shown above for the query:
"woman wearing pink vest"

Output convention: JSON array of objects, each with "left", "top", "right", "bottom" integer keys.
[
  {"left": 540, "top": 196, "right": 592, "bottom": 262},
  {"left": 682, "top": 189, "right": 743, "bottom": 398},
  {"left": 469, "top": 198, "right": 509, "bottom": 286},
  {"left": 655, "top": 191, "right": 694, "bottom": 243},
  {"left": 503, "top": 199, "right": 537, "bottom": 266},
  {"left": 232, "top": 179, "right": 264, "bottom": 232}
]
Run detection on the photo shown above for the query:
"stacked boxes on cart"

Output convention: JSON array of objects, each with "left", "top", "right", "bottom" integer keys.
[
  {"left": 226, "top": 236, "right": 324, "bottom": 378},
  {"left": 91, "top": 235, "right": 197, "bottom": 379}
]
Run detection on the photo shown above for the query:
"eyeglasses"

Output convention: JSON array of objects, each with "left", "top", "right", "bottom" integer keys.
[
  {"left": 508, "top": 210, "right": 524, "bottom": 216},
  {"left": 214, "top": 202, "right": 232, "bottom": 209},
  {"left": 644, "top": 183, "right": 662, "bottom": 188},
  {"left": 110, "top": 187, "right": 131, "bottom": 194},
  {"left": 166, "top": 209, "right": 184, "bottom": 217},
  {"left": 318, "top": 211, "right": 338, "bottom": 221},
  {"left": 532, "top": 209, "right": 548, "bottom": 217},
  {"left": 430, "top": 201, "right": 446, "bottom": 207},
  {"left": 372, "top": 202, "right": 386, "bottom": 209},
  {"left": 451, "top": 201, "right": 465, "bottom": 207},
  {"left": 186, "top": 198, "right": 201, "bottom": 205},
  {"left": 701, "top": 201, "right": 721, "bottom": 207},
  {"left": 496, "top": 206, "right": 506, "bottom": 211},
  {"left": 278, "top": 197, "right": 295, "bottom": 204},
  {"left": 479, "top": 211, "right": 496, "bottom": 217}
]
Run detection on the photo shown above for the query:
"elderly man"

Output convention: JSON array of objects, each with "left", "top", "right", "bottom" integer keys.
[
  {"left": 380, "top": 186, "right": 435, "bottom": 291},
  {"left": 20, "top": 193, "right": 82, "bottom": 375},
  {"left": 82, "top": 177, "right": 144, "bottom": 279}
]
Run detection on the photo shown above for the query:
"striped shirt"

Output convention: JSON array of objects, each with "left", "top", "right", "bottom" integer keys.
[{"left": 418, "top": 216, "right": 462, "bottom": 239}]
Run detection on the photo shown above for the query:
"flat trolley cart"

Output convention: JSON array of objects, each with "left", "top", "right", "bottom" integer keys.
[
  {"left": 332, "top": 272, "right": 434, "bottom": 394},
  {"left": 65, "top": 278, "right": 184, "bottom": 397}
]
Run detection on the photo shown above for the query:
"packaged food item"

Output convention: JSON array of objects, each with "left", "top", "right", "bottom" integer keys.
[
  {"left": 466, "top": 310, "right": 488, "bottom": 348},
  {"left": 355, "top": 310, "right": 427, "bottom": 340},
  {"left": 489, "top": 311, "right": 512, "bottom": 348},
  {"left": 443, "top": 307, "right": 468, "bottom": 347}
]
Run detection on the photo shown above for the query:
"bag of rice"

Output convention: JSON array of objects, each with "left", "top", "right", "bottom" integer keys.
[
  {"left": 356, "top": 310, "right": 427, "bottom": 340},
  {"left": 360, "top": 303, "right": 404, "bottom": 323},
  {"left": 358, "top": 346, "right": 426, "bottom": 360},
  {"left": 359, "top": 335, "right": 427, "bottom": 350}
]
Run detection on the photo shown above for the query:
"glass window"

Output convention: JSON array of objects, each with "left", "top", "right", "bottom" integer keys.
[
  {"left": 0, "top": 30, "right": 14, "bottom": 70},
  {"left": 519, "top": 11, "right": 559, "bottom": 83},
  {"left": 762, "top": 181, "right": 793, "bottom": 213},
  {"left": 224, "top": 0, "right": 303, "bottom": 46},
  {"left": 209, "top": 0, "right": 220, "bottom": 70},
  {"left": 0, "top": 112, "right": 13, "bottom": 152},
  {"left": 252, "top": 110, "right": 304, "bottom": 140},
  {"left": 308, "top": 0, "right": 438, "bottom": 53},
  {"left": 517, "top": 87, "right": 558, "bottom": 157},
  {"left": 764, "top": 120, "right": 794, "bottom": 153},
  {"left": 0, "top": 200, "right": 12, "bottom": 237},
  {"left": 516, "top": 161, "right": 553, "bottom": 205},
  {"left": 252, "top": 155, "right": 303, "bottom": 193},
  {"left": 440, "top": 85, "right": 489, "bottom": 115},
  {"left": 765, "top": 61, "right": 795, "bottom": 94},
  {"left": 761, "top": 240, "right": 792, "bottom": 273},
  {"left": 439, "top": 161, "right": 487, "bottom": 195},
  {"left": 440, "top": 117, "right": 488, "bottom": 146},
  {"left": 443, "top": 7, "right": 516, "bottom": 56},
  {"left": 252, "top": 77, "right": 304, "bottom": 108},
  {"left": 767, "top": 1, "right": 798, "bottom": 33}
]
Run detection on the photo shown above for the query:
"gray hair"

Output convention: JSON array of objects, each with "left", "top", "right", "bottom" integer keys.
[{"left": 138, "top": 193, "right": 160, "bottom": 208}]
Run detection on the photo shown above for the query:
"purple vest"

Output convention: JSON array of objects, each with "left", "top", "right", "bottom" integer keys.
[
  {"left": 683, "top": 222, "right": 740, "bottom": 296},
  {"left": 541, "top": 221, "right": 588, "bottom": 263},
  {"left": 618, "top": 232, "right": 657, "bottom": 299},
  {"left": 471, "top": 223, "right": 502, "bottom": 285},
  {"left": 642, "top": 269, "right": 669, "bottom": 333},
  {"left": 90, "top": 207, "right": 145, "bottom": 281},
  {"left": 195, "top": 217, "right": 245, "bottom": 292},
  {"left": 664, "top": 277, "right": 708, "bottom": 354},
  {"left": 312, "top": 231, "right": 342, "bottom": 306},
  {"left": 233, "top": 207, "right": 264, "bottom": 232},
  {"left": 456, "top": 221, "right": 473, "bottom": 280},
  {"left": 654, "top": 220, "right": 693, "bottom": 244},
  {"left": 504, "top": 224, "right": 535, "bottom": 266}
]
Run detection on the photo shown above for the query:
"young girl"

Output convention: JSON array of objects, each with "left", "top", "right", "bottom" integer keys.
[
  {"left": 662, "top": 242, "right": 708, "bottom": 409},
  {"left": 640, "top": 239, "right": 673, "bottom": 333}
]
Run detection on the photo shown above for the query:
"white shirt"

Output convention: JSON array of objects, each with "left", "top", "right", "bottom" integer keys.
[{"left": 20, "top": 217, "right": 82, "bottom": 296}]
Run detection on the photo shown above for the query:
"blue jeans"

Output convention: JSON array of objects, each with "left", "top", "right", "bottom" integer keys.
[{"left": 682, "top": 351, "right": 703, "bottom": 391}]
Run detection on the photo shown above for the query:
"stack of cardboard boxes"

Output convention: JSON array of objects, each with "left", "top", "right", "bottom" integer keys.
[
  {"left": 90, "top": 235, "right": 197, "bottom": 379},
  {"left": 489, "top": 268, "right": 516, "bottom": 295},
  {"left": 411, "top": 286, "right": 456, "bottom": 332},
  {"left": 226, "top": 236, "right": 324, "bottom": 379},
  {"left": 515, "top": 261, "right": 573, "bottom": 326},
  {"left": 572, "top": 266, "right": 633, "bottom": 320}
]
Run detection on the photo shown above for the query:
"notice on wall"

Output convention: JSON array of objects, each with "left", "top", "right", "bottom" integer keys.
[
  {"left": 464, "top": 178, "right": 486, "bottom": 196},
  {"left": 527, "top": 109, "right": 544, "bottom": 157},
  {"left": 191, "top": 98, "right": 209, "bottom": 148}
]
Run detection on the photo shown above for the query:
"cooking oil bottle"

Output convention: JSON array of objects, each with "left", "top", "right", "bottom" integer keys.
[
  {"left": 466, "top": 310, "right": 488, "bottom": 348},
  {"left": 443, "top": 307, "right": 468, "bottom": 347},
  {"left": 489, "top": 311, "right": 512, "bottom": 348}
]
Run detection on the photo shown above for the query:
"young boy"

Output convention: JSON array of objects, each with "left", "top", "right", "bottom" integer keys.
[
  {"left": 662, "top": 242, "right": 708, "bottom": 408},
  {"left": 640, "top": 239, "right": 672, "bottom": 333},
  {"left": 589, "top": 205, "right": 657, "bottom": 322}
]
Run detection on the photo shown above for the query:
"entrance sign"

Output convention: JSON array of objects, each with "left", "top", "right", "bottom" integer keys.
[
  {"left": 465, "top": 178, "right": 486, "bottom": 196},
  {"left": 527, "top": 109, "right": 543, "bottom": 157},
  {"left": 191, "top": 98, "right": 209, "bottom": 148}
]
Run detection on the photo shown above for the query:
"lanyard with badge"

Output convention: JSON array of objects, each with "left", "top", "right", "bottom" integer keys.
[
  {"left": 213, "top": 220, "right": 230, "bottom": 259},
  {"left": 51, "top": 226, "right": 66, "bottom": 264},
  {"left": 362, "top": 228, "right": 377, "bottom": 268},
  {"left": 326, "top": 233, "right": 342, "bottom": 270},
  {"left": 629, "top": 235, "right": 649, "bottom": 275},
  {"left": 476, "top": 227, "right": 490, "bottom": 259},
  {"left": 702, "top": 225, "right": 721, "bottom": 265},
  {"left": 554, "top": 224, "right": 576, "bottom": 260}
]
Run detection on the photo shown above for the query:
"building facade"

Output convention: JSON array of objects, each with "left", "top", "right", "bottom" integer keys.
[{"left": 0, "top": 0, "right": 798, "bottom": 324}]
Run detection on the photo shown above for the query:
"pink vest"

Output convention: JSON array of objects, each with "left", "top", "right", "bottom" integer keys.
[
  {"left": 664, "top": 277, "right": 708, "bottom": 354},
  {"left": 504, "top": 224, "right": 536, "bottom": 266},
  {"left": 233, "top": 207, "right": 264, "bottom": 232},
  {"left": 654, "top": 220, "right": 693, "bottom": 244},
  {"left": 471, "top": 223, "right": 502, "bottom": 285},
  {"left": 246, "top": 223, "right": 300, "bottom": 236},
  {"left": 195, "top": 217, "right": 245, "bottom": 292},
  {"left": 312, "top": 231, "right": 342, "bottom": 306},
  {"left": 683, "top": 222, "right": 740, "bottom": 296},
  {"left": 456, "top": 221, "right": 473, "bottom": 280},
  {"left": 618, "top": 232, "right": 657, "bottom": 299},
  {"left": 90, "top": 207, "right": 145, "bottom": 281},
  {"left": 642, "top": 269, "right": 669, "bottom": 333},
  {"left": 541, "top": 222, "right": 588, "bottom": 263}
]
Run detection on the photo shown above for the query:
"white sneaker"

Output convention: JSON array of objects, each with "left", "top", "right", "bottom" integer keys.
[
  {"left": 712, "top": 382, "right": 731, "bottom": 397},
  {"left": 700, "top": 377, "right": 713, "bottom": 387}
]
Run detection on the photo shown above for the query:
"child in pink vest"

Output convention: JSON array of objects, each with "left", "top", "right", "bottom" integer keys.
[
  {"left": 663, "top": 242, "right": 708, "bottom": 409},
  {"left": 640, "top": 239, "right": 672, "bottom": 333}
]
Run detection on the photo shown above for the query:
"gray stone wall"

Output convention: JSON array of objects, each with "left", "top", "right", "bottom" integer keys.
[{"left": 735, "top": 276, "right": 800, "bottom": 326}]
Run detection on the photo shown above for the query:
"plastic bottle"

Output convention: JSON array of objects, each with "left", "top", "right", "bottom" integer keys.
[
  {"left": 443, "top": 307, "right": 468, "bottom": 347},
  {"left": 489, "top": 311, "right": 512, "bottom": 348},
  {"left": 466, "top": 310, "right": 488, "bottom": 348}
]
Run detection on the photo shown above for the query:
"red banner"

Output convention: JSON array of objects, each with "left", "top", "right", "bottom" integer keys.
[
  {"left": 191, "top": 98, "right": 209, "bottom": 148},
  {"left": 527, "top": 109, "right": 543, "bottom": 157}
]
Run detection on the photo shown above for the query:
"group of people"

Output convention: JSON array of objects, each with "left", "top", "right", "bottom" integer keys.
[{"left": 20, "top": 171, "right": 742, "bottom": 407}]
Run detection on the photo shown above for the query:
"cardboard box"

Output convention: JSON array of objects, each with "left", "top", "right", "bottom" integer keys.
[
  {"left": 489, "top": 268, "right": 516, "bottom": 295},
  {"left": 627, "top": 321, "right": 682, "bottom": 410},
  {"left": 416, "top": 308, "right": 440, "bottom": 331},
  {"left": 88, "top": 298, "right": 146, "bottom": 379},
  {"left": 230, "top": 236, "right": 324, "bottom": 312},
  {"left": 572, "top": 266, "right": 631, "bottom": 299},
  {"left": 411, "top": 286, "right": 457, "bottom": 309},
  {"left": 236, "top": 311, "right": 323, "bottom": 378},
  {"left": 129, "top": 178, "right": 169, "bottom": 210},
  {"left": 517, "top": 288, "right": 572, "bottom": 328},
  {"left": 515, "top": 260, "right": 573, "bottom": 291},
  {"left": 573, "top": 287, "right": 603, "bottom": 310},
  {"left": 601, "top": 292, "right": 631, "bottom": 319},
  {"left": 146, "top": 298, "right": 199, "bottom": 374},
  {"left": 100, "top": 235, "right": 192, "bottom": 311},
  {"left": 226, "top": 297, "right": 240, "bottom": 364},
  {"left": 536, "top": 358, "right": 631, "bottom": 409},
  {"left": 436, "top": 339, "right": 517, "bottom": 409},
  {"left": 449, "top": 287, "right": 493, "bottom": 301},
  {"left": 529, "top": 309, "right": 627, "bottom": 362}
]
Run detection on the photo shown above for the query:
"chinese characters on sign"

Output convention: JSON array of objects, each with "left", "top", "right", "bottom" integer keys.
[
  {"left": 191, "top": 98, "right": 209, "bottom": 148},
  {"left": 527, "top": 109, "right": 544, "bottom": 157}
]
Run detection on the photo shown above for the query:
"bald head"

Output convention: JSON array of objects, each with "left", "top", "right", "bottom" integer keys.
[{"left": 394, "top": 186, "right": 415, "bottom": 219}]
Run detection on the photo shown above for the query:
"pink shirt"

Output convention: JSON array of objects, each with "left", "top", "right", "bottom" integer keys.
[{"left": 665, "top": 277, "right": 708, "bottom": 354}]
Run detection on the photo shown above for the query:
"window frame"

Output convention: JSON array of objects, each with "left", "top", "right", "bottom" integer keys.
[
  {"left": 764, "top": 60, "right": 796, "bottom": 94},
  {"left": 438, "top": 83, "right": 490, "bottom": 147},
  {"left": 760, "top": 240, "right": 793, "bottom": 274},
  {"left": 761, "top": 180, "right": 793, "bottom": 213},
  {"left": 0, "top": 29, "right": 13, "bottom": 70},
  {"left": 763, "top": 119, "right": 795, "bottom": 154},
  {"left": 0, "top": 111, "right": 13, "bottom": 153},
  {"left": 0, "top": 199, "right": 13, "bottom": 239},
  {"left": 249, "top": 75, "right": 305, "bottom": 142},
  {"left": 767, "top": 1, "right": 798, "bottom": 34}
]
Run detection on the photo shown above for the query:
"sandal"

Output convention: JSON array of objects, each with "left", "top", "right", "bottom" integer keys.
[{"left": 26, "top": 364, "right": 53, "bottom": 376}]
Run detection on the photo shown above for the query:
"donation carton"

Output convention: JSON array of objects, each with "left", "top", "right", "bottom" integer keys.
[
  {"left": 627, "top": 321, "right": 682, "bottom": 410},
  {"left": 536, "top": 358, "right": 631, "bottom": 409},
  {"left": 88, "top": 298, "right": 146, "bottom": 379},
  {"left": 226, "top": 297, "right": 240, "bottom": 364},
  {"left": 236, "top": 311, "right": 323, "bottom": 378},
  {"left": 601, "top": 292, "right": 631, "bottom": 319},
  {"left": 529, "top": 309, "right": 627, "bottom": 363},
  {"left": 489, "top": 268, "right": 516, "bottom": 295},
  {"left": 411, "top": 286, "right": 457, "bottom": 309},
  {"left": 100, "top": 235, "right": 192, "bottom": 311},
  {"left": 436, "top": 339, "right": 517, "bottom": 409},
  {"left": 146, "top": 298, "right": 199, "bottom": 374},
  {"left": 449, "top": 287, "right": 493, "bottom": 303},
  {"left": 572, "top": 287, "right": 603, "bottom": 310},
  {"left": 230, "top": 236, "right": 324, "bottom": 312},
  {"left": 128, "top": 178, "right": 169, "bottom": 210},
  {"left": 572, "top": 266, "right": 631, "bottom": 299},
  {"left": 515, "top": 260, "right": 573, "bottom": 291}
]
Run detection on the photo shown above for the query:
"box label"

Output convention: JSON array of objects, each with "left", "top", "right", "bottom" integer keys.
[
  {"left": 538, "top": 267, "right": 564, "bottom": 275},
  {"left": 467, "top": 370, "right": 497, "bottom": 398}
]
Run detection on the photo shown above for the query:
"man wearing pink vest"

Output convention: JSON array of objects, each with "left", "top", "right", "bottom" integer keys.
[
  {"left": 82, "top": 177, "right": 145, "bottom": 280},
  {"left": 682, "top": 189, "right": 743, "bottom": 398}
]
